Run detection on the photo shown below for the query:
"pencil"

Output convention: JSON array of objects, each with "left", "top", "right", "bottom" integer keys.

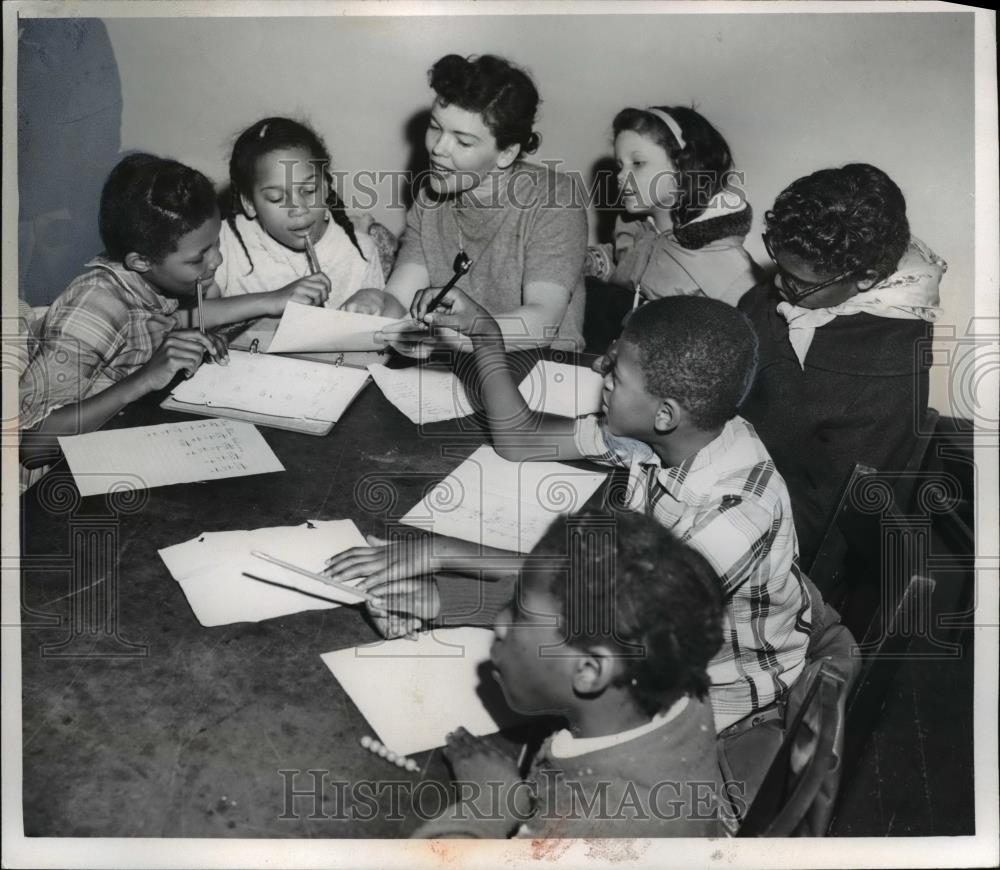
[
  {"left": 304, "top": 234, "right": 320, "bottom": 275},
  {"left": 424, "top": 256, "right": 473, "bottom": 315},
  {"left": 196, "top": 278, "right": 205, "bottom": 333},
  {"left": 249, "top": 550, "right": 374, "bottom": 604}
]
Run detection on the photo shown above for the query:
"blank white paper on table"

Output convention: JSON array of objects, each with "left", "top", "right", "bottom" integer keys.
[
  {"left": 367, "top": 363, "right": 475, "bottom": 424},
  {"left": 401, "top": 445, "right": 607, "bottom": 552},
  {"left": 518, "top": 360, "right": 605, "bottom": 418},
  {"left": 321, "top": 627, "right": 526, "bottom": 756},
  {"left": 267, "top": 301, "right": 402, "bottom": 353},
  {"left": 158, "top": 519, "right": 368, "bottom": 626},
  {"left": 58, "top": 418, "right": 284, "bottom": 497},
  {"left": 170, "top": 350, "right": 370, "bottom": 421}
]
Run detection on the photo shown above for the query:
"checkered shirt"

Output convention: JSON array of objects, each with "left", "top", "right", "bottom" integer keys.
[
  {"left": 19, "top": 257, "right": 179, "bottom": 430},
  {"left": 574, "top": 414, "right": 813, "bottom": 730}
]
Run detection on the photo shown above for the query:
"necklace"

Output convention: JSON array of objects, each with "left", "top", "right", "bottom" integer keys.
[{"left": 451, "top": 190, "right": 508, "bottom": 292}]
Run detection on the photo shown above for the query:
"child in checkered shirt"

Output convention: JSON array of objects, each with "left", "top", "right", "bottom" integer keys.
[
  {"left": 326, "top": 293, "right": 813, "bottom": 736},
  {"left": 20, "top": 153, "right": 328, "bottom": 478}
]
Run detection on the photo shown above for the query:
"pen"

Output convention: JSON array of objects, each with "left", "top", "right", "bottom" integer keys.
[
  {"left": 423, "top": 256, "right": 473, "bottom": 316},
  {"left": 196, "top": 278, "right": 206, "bottom": 333},
  {"left": 632, "top": 282, "right": 642, "bottom": 310},
  {"left": 249, "top": 550, "right": 374, "bottom": 604},
  {"left": 304, "top": 234, "right": 320, "bottom": 275}
]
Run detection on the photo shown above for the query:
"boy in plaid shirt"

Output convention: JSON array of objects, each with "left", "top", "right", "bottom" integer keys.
[{"left": 327, "top": 294, "right": 813, "bottom": 734}]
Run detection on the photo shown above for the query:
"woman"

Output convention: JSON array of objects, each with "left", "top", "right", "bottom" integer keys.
[{"left": 342, "top": 53, "right": 587, "bottom": 353}]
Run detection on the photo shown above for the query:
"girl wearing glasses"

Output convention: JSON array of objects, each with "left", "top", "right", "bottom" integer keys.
[
  {"left": 738, "top": 163, "right": 945, "bottom": 566},
  {"left": 341, "top": 53, "right": 587, "bottom": 354}
]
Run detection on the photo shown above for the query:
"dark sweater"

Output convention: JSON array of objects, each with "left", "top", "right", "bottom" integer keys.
[
  {"left": 414, "top": 697, "right": 729, "bottom": 838},
  {"left": 737, "top": 283, "right": 931, "bottom": 566}
]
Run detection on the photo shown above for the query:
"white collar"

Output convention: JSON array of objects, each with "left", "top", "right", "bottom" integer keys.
[{"left": 548, "top": 696, "right": 689, "bottom": 759}]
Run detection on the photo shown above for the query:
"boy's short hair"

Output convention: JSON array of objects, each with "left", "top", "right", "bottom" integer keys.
[
  {"left": 621, "top": 296, "right": 758, "bottom": 431},
  {"left": 764, "top": 163, "right": 909, "bottom": 283},
  {"left": 529, "top": 510, "right": 724, "bottom": 716},
  {"left": 99, "top": 153, "right": 217, "bottom": 263}
]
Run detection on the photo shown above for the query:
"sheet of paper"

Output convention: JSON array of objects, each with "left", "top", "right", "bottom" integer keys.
[
  {"left": 367, "top": 363, "right": 475, "bottom": 424},
  {"left": 158, "top": 519, "right": 368, "bottom": 626},
  {"left": 518, "top": 360, "right": 605, "bottom": 418},
  {"left": 58, "top": 418, "right": 284, "bottom": 497},
  {"left": 169, "top": 350, "right": 369, "bottom": 422},
  {"left": 401, "top": 445, "right": 607, "bottom": 552},
  {"left": 321, "top": 627, "right": 527, "bottom": 756},
  {"left": 267, "top": 301, "right": 402, "bottom": 352}
]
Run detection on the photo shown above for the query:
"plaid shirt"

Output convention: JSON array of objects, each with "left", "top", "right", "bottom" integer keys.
[
  {"left": 19, "top": 257, "right": 179, "bottom": 430},
  {"left": 574, "top": 415, "right": 812, "bottom": 730}
]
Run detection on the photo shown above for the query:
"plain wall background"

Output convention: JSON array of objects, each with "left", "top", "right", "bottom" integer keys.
[{"left": 20, "top": 11, "right": 976, "bottom": 411}]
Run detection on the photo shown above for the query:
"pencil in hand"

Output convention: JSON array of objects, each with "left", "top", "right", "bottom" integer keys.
[
  {"left": 249, "top": 550, "right": 374, "bottom": 605},
  {"left": 196, "top": 278, "right": 206, "bottom": 333},
  {"left": 304, "top": 234, "right": 321, "bottom": 276},
  {"left": 424, "top": 256, "right": 474, "bottom": 316}
]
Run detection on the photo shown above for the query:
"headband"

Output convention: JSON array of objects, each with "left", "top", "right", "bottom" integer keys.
[{"left": 645, "top": 108, "right": 686, "bottom": 150}]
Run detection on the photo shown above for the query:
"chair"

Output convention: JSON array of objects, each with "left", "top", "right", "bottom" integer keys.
[
  {"left": 834, "top": 573, "right": 936, "bottom": 809},
  {"left": 737, "top": 659, "right": 849, "bottom": 836},
  {"left": 737, "top": 571, "right": 935, "bottom": 836}
]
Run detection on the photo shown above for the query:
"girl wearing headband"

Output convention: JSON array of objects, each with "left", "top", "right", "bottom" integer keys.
[{"left": 586, "top": 105, "right": 757, "bottom": 313}]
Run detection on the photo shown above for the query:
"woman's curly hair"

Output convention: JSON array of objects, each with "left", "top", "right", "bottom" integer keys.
[
  {"left": 765, "top": 163, "right": 909, "bottom": 282},
  {"left": 429, "top": 54, "right": 541, "bottom": 155}
]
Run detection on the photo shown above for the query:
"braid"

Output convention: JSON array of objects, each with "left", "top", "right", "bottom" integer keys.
[
  {"left": 228, "top": 116, "right": 366, "bottom": 270},
  {"left": 222, "top": 187, "right": 256, "bottom": 275},
  {"left": 227, "top": 212, "right": 255, "bottom": 276},
  {"left": 324, "top": 173, "right": 366, "bottom": 260}
]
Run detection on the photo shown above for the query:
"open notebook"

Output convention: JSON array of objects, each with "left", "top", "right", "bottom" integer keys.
[{"left": 163, "top": 349, "right": 370, "bottom": 435}]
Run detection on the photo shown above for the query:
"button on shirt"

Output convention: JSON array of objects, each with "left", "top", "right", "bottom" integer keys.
[{"left": 573, "top": 415, "right": 812, "bottom": 730}]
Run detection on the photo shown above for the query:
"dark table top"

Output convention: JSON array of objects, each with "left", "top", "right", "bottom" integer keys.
[{"left": 19, "top": 348, "right": 590, "bottom": 838}]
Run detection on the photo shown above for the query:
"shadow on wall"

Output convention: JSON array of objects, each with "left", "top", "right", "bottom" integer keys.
[
  {"left": 18, "top": 18, "right": 122, "bottom": 305},
  {"left": 401, "top": 108, "right": 431, "bottom": 213}
]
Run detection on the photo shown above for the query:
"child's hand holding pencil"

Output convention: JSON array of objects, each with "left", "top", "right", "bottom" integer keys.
[{"left": 137, "top": 327, "right": 228, "bottom": 392}]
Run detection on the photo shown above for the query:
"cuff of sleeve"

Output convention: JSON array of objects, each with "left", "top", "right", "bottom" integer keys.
[{"left": 434, "top": 573, "right": 515, "bottom": 628}]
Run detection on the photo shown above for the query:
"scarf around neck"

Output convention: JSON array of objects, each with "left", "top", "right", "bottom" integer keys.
[{"left": 776, "top": 236, "right": 945, "bottom": 367}]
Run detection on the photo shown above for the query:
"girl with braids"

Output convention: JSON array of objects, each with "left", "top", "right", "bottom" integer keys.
[
  {"left": 585, "top": 105, "right": 757, "bottom": 308},
  {"left": 738, "top": 163, "right": 946, "bottom": 565},
  {"left": 342, "top": 54, "right": 587, "bottom": 353},
  {"left": 214, "top": 117, "right": 385, "bottom": 308}
]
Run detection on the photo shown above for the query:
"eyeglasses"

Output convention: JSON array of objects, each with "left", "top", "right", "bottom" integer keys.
[{"left": 762, "top": 233, "right": 854, "bottom": 304}]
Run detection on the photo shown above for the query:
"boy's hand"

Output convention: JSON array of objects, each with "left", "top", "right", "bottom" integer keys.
[
  {"left": 363, "top": 577, "right": 440, "bottom": 639},
  {"left": 323, "top": 534, "right": 432, "bottom": 586},
  {"left": 270, "top": 274, "right": 331, "bottom": 313},
  {"left": 375, "top": 318, "right": 435, "bottom": 358},
  {"left": 411, "top": 287, "right": 500, "bottom": 340},
  {"left": 340, "top": 287, "right": 387, "bottom": 315},
  {"left": 323, "top": 534, "right": 441, "bottom": 639},
  {"left": 444, "top": 728, "right": 522, "bottom": 789},
  {"left": 139, "top": 330, "right": 229, "bottom": 392}
]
